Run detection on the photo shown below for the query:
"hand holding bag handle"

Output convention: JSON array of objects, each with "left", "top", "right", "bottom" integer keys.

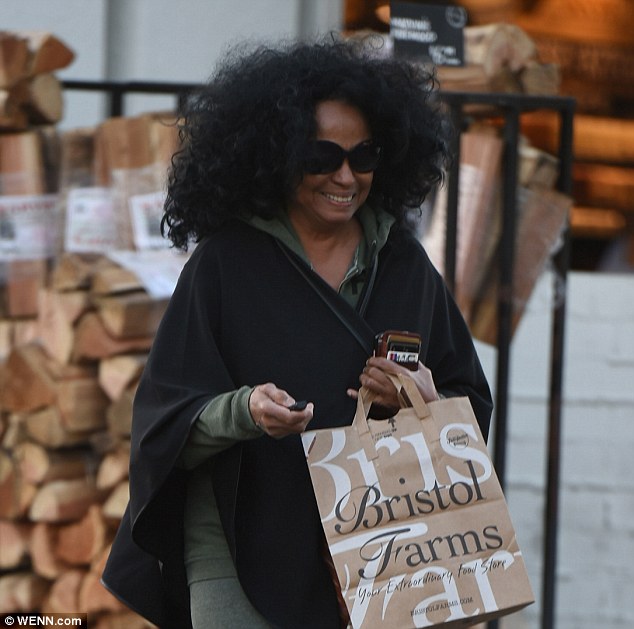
[{"left": 352, "top": 371, "right": 432, "bottom": 461}]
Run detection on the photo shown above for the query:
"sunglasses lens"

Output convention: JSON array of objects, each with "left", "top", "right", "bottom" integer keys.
[
  {"left": 349, "top": 142, "right": 381, "bottom": 173},
  {"left": 304, "top": 141, "right": 380, "bottom": 174},
  {"left": 304, "top": 143, "right": 343, "bottom": 174}
]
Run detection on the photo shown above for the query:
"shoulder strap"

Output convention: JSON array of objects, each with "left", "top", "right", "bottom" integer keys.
[{"left": 277, "top": 242, "right": 375, "bottom": 356}]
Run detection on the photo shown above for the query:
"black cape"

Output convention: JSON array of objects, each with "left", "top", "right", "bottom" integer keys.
[{"left": 102, "top": 220, "right": 493, "bottom": 629}]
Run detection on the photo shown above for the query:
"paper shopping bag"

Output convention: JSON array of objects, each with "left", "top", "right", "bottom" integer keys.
[{"left": 302, "top": 373, "right": 534, "bottom": 628}]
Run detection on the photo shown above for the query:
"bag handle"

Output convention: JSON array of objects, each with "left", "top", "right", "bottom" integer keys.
[
  {"left": 352, "top": 372, "right": 432, "bottom": 461},
  {"left": 385, "top": 372, "right": 432, "bottom": 421}
]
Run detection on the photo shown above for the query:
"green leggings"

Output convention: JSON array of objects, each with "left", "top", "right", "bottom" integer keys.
[{"left": 189, "top": 577, "right": 276, "bottom": 629}]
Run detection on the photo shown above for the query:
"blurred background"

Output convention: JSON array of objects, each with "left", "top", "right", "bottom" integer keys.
[{"left": 0, "top": 2, "right": 632, "bottom": 629}]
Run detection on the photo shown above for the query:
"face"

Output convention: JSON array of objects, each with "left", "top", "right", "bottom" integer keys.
[{"left": 288, "top": 100, "right": 374, "bottom": 231}]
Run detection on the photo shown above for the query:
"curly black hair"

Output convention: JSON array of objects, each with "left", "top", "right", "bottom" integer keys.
[{"left": 162, "top": 36, "right": 451, "bottom": 250}]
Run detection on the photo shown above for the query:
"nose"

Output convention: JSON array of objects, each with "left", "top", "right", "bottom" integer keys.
[{"left": 331, "top": 158, "right": 356, "bottom": 184}]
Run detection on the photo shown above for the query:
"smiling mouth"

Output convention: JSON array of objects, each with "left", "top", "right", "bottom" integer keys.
[{"left": 323, "top": 192, "right": 355, "bottom": 203}]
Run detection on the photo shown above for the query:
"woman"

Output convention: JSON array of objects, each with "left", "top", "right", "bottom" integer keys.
[{"left": 102, "top": 37, "right": 492, "bottom": 629}]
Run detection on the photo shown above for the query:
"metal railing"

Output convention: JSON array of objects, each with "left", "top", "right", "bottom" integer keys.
[{"left": 440, "top": 91, "right": 575, "bottom": 629}]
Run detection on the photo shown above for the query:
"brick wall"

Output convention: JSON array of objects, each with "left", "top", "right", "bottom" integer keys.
[{"left": 476, "top": 271, "right": 634, "bottom": 629}]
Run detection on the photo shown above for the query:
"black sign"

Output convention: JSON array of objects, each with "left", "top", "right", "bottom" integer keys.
[{"left": 390, "top": 2, "right": 467, "bottom": 66}]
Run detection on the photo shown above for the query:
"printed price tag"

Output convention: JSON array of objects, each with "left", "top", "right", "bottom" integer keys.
[
  {"left": 0, "top": 194, "right": 59, "bottom": 260},
  {"left": 65, "top": 187, "right": 118, "bottom": 253}
]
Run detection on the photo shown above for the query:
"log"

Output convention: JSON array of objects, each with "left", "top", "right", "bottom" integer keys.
[
  {"left": 0, "top": 449, "right": 36, "bottom": 519},
  {"left": 96, "top": 445, "right": 130, "bottom": 490},
  {"left": 72, "top": 311, "right": 153, "bottom": 362},
  {"left": 0, "top": 319, "right": 12, "bottom": 361},
  {"left": 38, "top": 288, "right": 91, "bottom": 364},
  {"left": 37, "top": 342, "right": 96, "bottom": 382},
  {"left": 19, "top": 30, "right": 75, "bottom": 75},
  {"left": 25, "top": 406, "right": 93, "bottom": 449},
  {"left": 15, "top": 441, "right": 95, "bottom": 484},
  {"left": 0, "top": 32, "right": 29, "bottom": 88},
  {"left": 0, "top": 129, "right": 46, "bottom": 192},
  {"left": 57, "top": 377, "right": 109, "bottom": 433},
  {"left": 423, "top": 129, "right": 504, "bottom": 322},
  {"left": 35, "top": 125, "right": 61, "bottom": 194},
  {"left": 3, "top": 344, "right": 57, "bottom": 413},
  {"left": 12, "top": 317, "right": 39, "bottom": 347},
  {"left": 521, "top": 111, "right": 634, "bottom": 164},
  {"left": 0, "top": 519, "right": 31, "bottom": 569},
  {"left": 572, "top": 163, "right": 634, "bottom": 212},
  {"left": 51, "top": 253, "right": 105, "bottom": 291},
  {"left": 471, "top": 185, "right": 572, "bottom": 344},
  {"left": 5, "top": 259, "right": 50, "bottom": 318},
  {"left": 464, "top": 23, "right": 537, "bottom": 75},
  {"left": 106, "top": 386, "right": 136, "bottom": 437},
  {"left": 515, "top": 0, "right": 634, "bottom": 48},
  {"left": 0, "top": 572, "right": 49, "bottom": 614},
  {"left": 22, "top": 72, "right": 64, "bottom": 124},
  {"left": 102, "top": 481, "right": 129, "bottom": 521},
  {"left": 1, "top": 411, "right": 28, "bottom": 449},
  {"left": 29, "top": 478, "right": 105, "bottom": 522},
  {"left": 95, "top": 116, "right": 155, "bottom": 248},
  {"left": 30, "top": 521, "right": 69, "bottom": 579},
  {"left": 42, "top": 568, "right": 84, "bottom": 614},
  {"left": 99, "top": 354, "right": 146, "bottom": 402},
  {"left": 0, "top": 131, "right": 50, "bottom": 318},
  {"left": 92, "top": 266, "right": 144, "bottom": 296},
  {"left": 145, "top": 111, "right": 180, "bottom": 163},
  {"left": 519, "top": 60, "right": 560, "bottom": 96},
  {"left": 59, "top": 126, "right": 96, "bottom": 188},
  {"left": 90, "top": 543, "right": 111, "bottom": 574},
  {"left": 0, "top": 83, "right": 28, "bottom": 129},
  {"left": 3, "top": 342, "right": 97, "bottom": 414},
  {"left": 437, "top": 22, "right": 557, "bottom": 96},
  {"left": 97, "top": 115, "right": 154, "bottom": 174},
  {"left": 79, "top": 569, "right": 125, "bottom": 614},
  {"left": 96, "top": 292, "right": 168, "bottom": 339},
  {"left": 56, "top": 504, "right": 109, "bottom": 565},
  {"left": 519, "top": 144, "right": 559, "bottom": 189}
]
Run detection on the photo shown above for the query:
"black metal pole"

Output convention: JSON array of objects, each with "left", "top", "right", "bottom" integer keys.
[
  {"left": 486, "top": 106, "right": 520, "bottom": 629},
  {"left": 541, "top": 102, "right": 575, "bottom": 629},
  {"left": 494, "top": 107, "right": 520, "bottom": 489},
  {"left": 444, "top": 105, "right": 464, "bottom": 294}
]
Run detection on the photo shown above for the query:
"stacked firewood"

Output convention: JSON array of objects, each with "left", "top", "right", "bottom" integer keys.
[
  {"left": 0, "top": 108, "right": 179, "bottom": 354},
  {"left": 0, "top": 31, "right": 74, "bottom": 131},
  {"left": 0, "top": 253, "right": 165, "bottom": 627},
  {"left": 0, "top": 30, "right": 75, "bottom": 357},
  {"left": 437, "top": 23, "right": 561, "bottom": 96},
  {"left": 372, "top": 10, "right": 561, "bottom": 97},
  {"left": 0, "top": 32, "right": 178, "bottom": 619},
  {"left": 422, "top": 124, "right": 571, "bottom": 345}
]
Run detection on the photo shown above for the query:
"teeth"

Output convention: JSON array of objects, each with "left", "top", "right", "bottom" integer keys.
[{"left": 324, "top": 192, "right": 354, "bottom": 203}]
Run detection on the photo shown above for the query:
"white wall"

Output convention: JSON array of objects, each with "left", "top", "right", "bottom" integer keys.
[{"left": 476, "top": 271, "right": 634, "bottom": 629}]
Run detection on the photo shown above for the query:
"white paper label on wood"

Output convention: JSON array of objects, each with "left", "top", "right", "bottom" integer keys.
[
  {"left": 128, "top": 190, "right": 169, "bottom": 250},
  {"left": 65, "top": 187, "right": 118, "bottom": 253},
  {"left": 106, "top": 249, "right": 190, "bottom": 298},
  {"left": 0, "top": 194, "right": 58, "bottom": 260}
]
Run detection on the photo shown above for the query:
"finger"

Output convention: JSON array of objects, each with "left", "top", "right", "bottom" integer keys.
[
  {"left": 360, "top": 366, "right": 397, "bottom": 396},
  {"left": 262, "top": 402, "right": 314, "bottom": 438}
]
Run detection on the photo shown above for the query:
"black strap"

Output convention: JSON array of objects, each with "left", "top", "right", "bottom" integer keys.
[{"left": 277, "top": 242, "right": 375, "bottom": 355}]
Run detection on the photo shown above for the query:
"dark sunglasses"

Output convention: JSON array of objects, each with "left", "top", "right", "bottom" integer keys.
[{"left": 303, "top": 140, "right": 381, "bottom": 175}]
